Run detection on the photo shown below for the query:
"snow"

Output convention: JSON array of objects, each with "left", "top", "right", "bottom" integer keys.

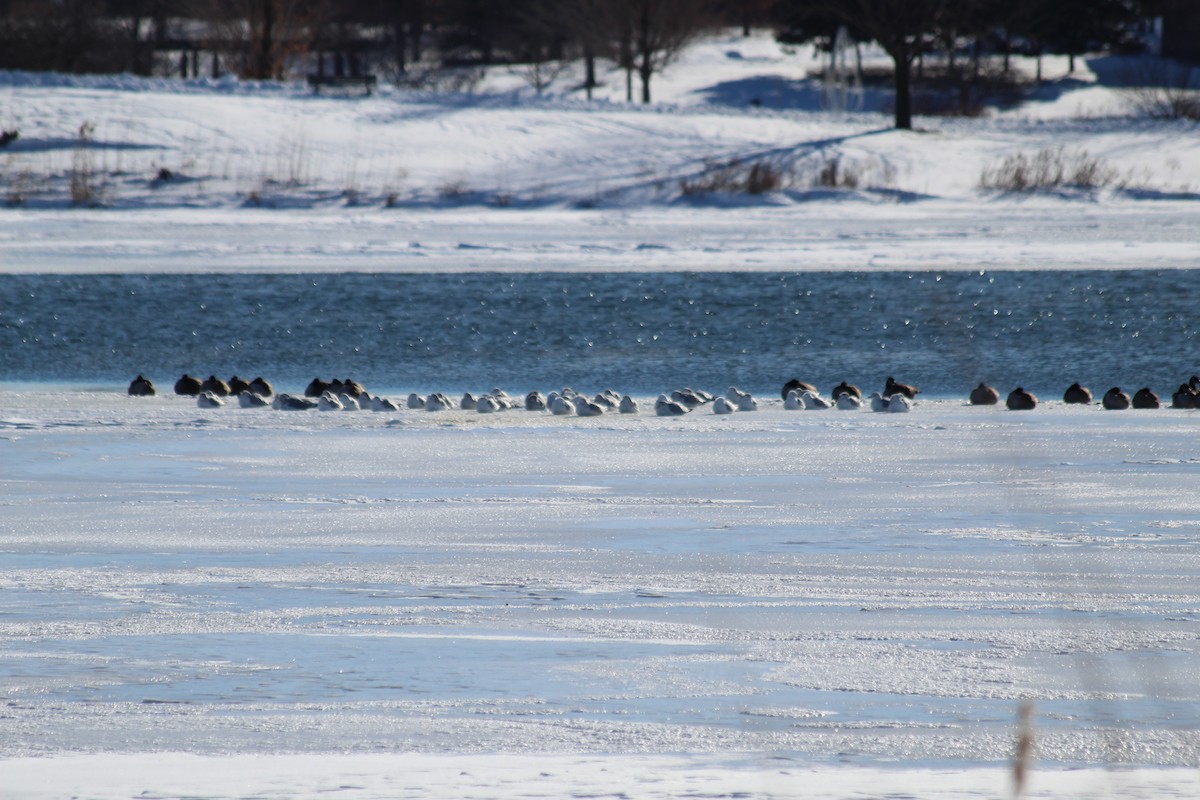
[
  {"left": 2, "top": 29, "right": 1200, "bottom": 798},
  {"left": 2, "top": 32, "right": 1199, "bottom": 275},
  {"left": 5, "top": 753, "right": 1200, "bottom": 800},
  {"left": 4, "top": 391, "right": 1200, "bottom": 796}
]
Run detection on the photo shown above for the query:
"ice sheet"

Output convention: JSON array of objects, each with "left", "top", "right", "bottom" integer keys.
[{"left": 3, "top": 390, "right": 1198, "bottom": 781}]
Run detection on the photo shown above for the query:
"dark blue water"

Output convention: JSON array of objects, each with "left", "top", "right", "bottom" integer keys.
[{"left": 1, "top": 271, "right": 1196, "bottom": 397}]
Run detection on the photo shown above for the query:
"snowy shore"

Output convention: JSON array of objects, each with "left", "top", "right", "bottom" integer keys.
[{"left": 3, "top": 34, "right": 1200, "bottom": 277}]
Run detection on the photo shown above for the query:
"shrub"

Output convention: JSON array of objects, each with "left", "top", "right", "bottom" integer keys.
[
  {"left": 679, "top": 158, "right": 786, "bottom": 196},
  {"left": 815, "top": 157, "right": 857, "bottom": 189},
  {"left": 1121, "top": 60, "right": 1200, "bottom": 121},
  {"left": 438, "top": 178, "right": 468, "bottom": 199},
  {"left": 745, "top": 161, "right": 782, "bottom": 194},
  {"left": 979, "top": 148, "right": 1121, "bottom": 192}
]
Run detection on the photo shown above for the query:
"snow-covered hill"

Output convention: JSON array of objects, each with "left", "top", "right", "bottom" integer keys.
[{"left": 1, "top": 30, "right": 1197, "bottom": 274}]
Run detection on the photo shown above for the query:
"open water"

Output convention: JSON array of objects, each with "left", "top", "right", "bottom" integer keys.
[{"left": 1, "top": 270, "right": 1196, "bottom": 396}]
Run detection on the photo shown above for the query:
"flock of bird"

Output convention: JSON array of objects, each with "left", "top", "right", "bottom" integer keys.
[
  {"left": 968, "top": 377, "right": 1200, "bottom": 410},
  {"left": 125, "top": 373, "right": 1200, "bottom": 415}
]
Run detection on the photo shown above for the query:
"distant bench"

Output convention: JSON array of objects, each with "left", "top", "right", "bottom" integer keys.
[{"left": 306, "top": 74, "right": 377, "bottom": 96}]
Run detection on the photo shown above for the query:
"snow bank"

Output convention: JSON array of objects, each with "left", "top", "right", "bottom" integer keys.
[{"left": 4, "top": 752, "right": 1199, "bottom": 800}]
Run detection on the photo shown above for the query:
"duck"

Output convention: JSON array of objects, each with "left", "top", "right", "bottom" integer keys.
[
  {"left": 576, "top": 398, "right": 605, "bottom": 417},
  {"left": 549, "top": 395, "right": 575, "bottom": 415},
  {"left": 1171, "top": 384, "right": 1197, "bottom": 409},
  {"left": 831, "top": 381, "right": 862, "bottom": 401},
  {"left": 340, "top": 379, "right": 366, "bottom": 398},
  {"left": 781, "top": 378, "right": 817, "bottom": 400},
  {"left": 726, "top": 386, "right": 751, "bottom": 404},
  {"left": 836, "top": 392, "right": 862, "bottom": 410},
  {"left": 424, "top": 392, "right": 453, "bottom": 411},
  {"left": 1102, "top": 387, "right": 1131, "bottom": 410},
  {"left": 304, "top": 378, "right": 329, "bottom": 398},
  {"left": 800, "top": 391, "right": 833, "bottom": 410},
  {"left": 1132, "top": 387, "right": 1160, "bottom": 409},
  {"left": 884, "top": 376, "right": 919, "bottom": 399},
  {"left": 238, "top": 391, "right": 269, "bottom": 408},
  {"left": 197, "top": 391, "right": 224, "bottom": 409},
  {"left": 174, "top": 374, "right": 201, "bottom": 396},
  {"left": 127, "top": 375, "right": 156, "bottom": 396},
  {"left": 1063, "top": 383, "right": 1092, "bottom": 404},
  {"left": 272, "top": 393, "right": 317, "bottom": 410},
  {"left": 371, "top": 395, "right": 401, "bottom": 412},
  {"left": 672, "top": 388, "right": 707, "bottom": 408},
  {"left": 592, "top": 392, "right": 618, "bottom": 410},
  {"left": 868, "top": 392, "right": 889, "bottom": 413},
  {"left": 248, "top": 376, "right": 273, "bottom": 397},
  {"left": 655, "top": 394, "right": 689, "bottom": 416},
  {"left": 200, "top": 375, "right": 230, "bottom": 396},
  {"left": 318, "top": 392, "right": 344, "bottom": 411},
  {"left": 227, "top": 376, "right": 250, "bottom": 395},
  {"left": 1006, "top": 387, "right": 1038, "bottom": 410},
  {"left": 489, "top": 388, "right": 515, "bottom": 409},
  {"left": 969, "top": 383, "right": 1000, "bottom": 406},
  {"left": 619, "top": 395, "right": 639, "bottom": 414},
  {"left": 712, "top": 397, "right": 736, "bottom": 415}
]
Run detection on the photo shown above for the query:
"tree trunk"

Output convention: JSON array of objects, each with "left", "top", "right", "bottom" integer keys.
[
  {"left": 893, "top": 54, "right": 913, "bottom": 130},
  {"left": 129, "top": 14, "right": 142, "bottom": 75},
  {"left": 620, "top": 31, "right": 633, "bottom": 102},
  {"left": 255, "top": 0, "right": 275, "bottom": 80},
  {"left": 584, "top": 46, "right": 595, "bottom": 100},
  {"left": 637, "top": 0, "right": 651, "bottom": 103},
  {"left": 393, "top": 22, "right": 407, "bottom": 73}
]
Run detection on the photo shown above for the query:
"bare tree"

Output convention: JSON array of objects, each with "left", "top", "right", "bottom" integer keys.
[
  {"left": 778, "top": 0, "right": 944, "bottom": 129},
  {"left": 615, "top": 0, "right": 718, "bottom": 104},
  {"left": 202, "top": 0, "right": 326, "bottom": 80},
  {"left": 722, "top": 0, "right": 778, "bottom": 37}
]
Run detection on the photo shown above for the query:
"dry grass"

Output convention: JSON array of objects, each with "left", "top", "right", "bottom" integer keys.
[
  {"left": 438, "top": 177, "right": 469, "bottom": 199},
  {"left": 1121, "top": 60, "right": 1200, "bottom": 121},
  {"left": 815, "top": 157, "right": 858, "bottom": 189},
  {"left": 979, "top": 147, "right": 1123, "bottom": 192},
  {"left": 679, "top": 158, "right": 785, "bottom": 196},
  {"left": 70, "top": 121, "right": 101, "bottom": 206}
]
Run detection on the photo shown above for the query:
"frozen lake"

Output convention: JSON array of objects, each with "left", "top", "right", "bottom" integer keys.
[
  {"left": 4, "top": 390, "right": 1199, "bottom": 791},
  {"left": 5, "top": 34, "right": 1200, "bottom": 797}
]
